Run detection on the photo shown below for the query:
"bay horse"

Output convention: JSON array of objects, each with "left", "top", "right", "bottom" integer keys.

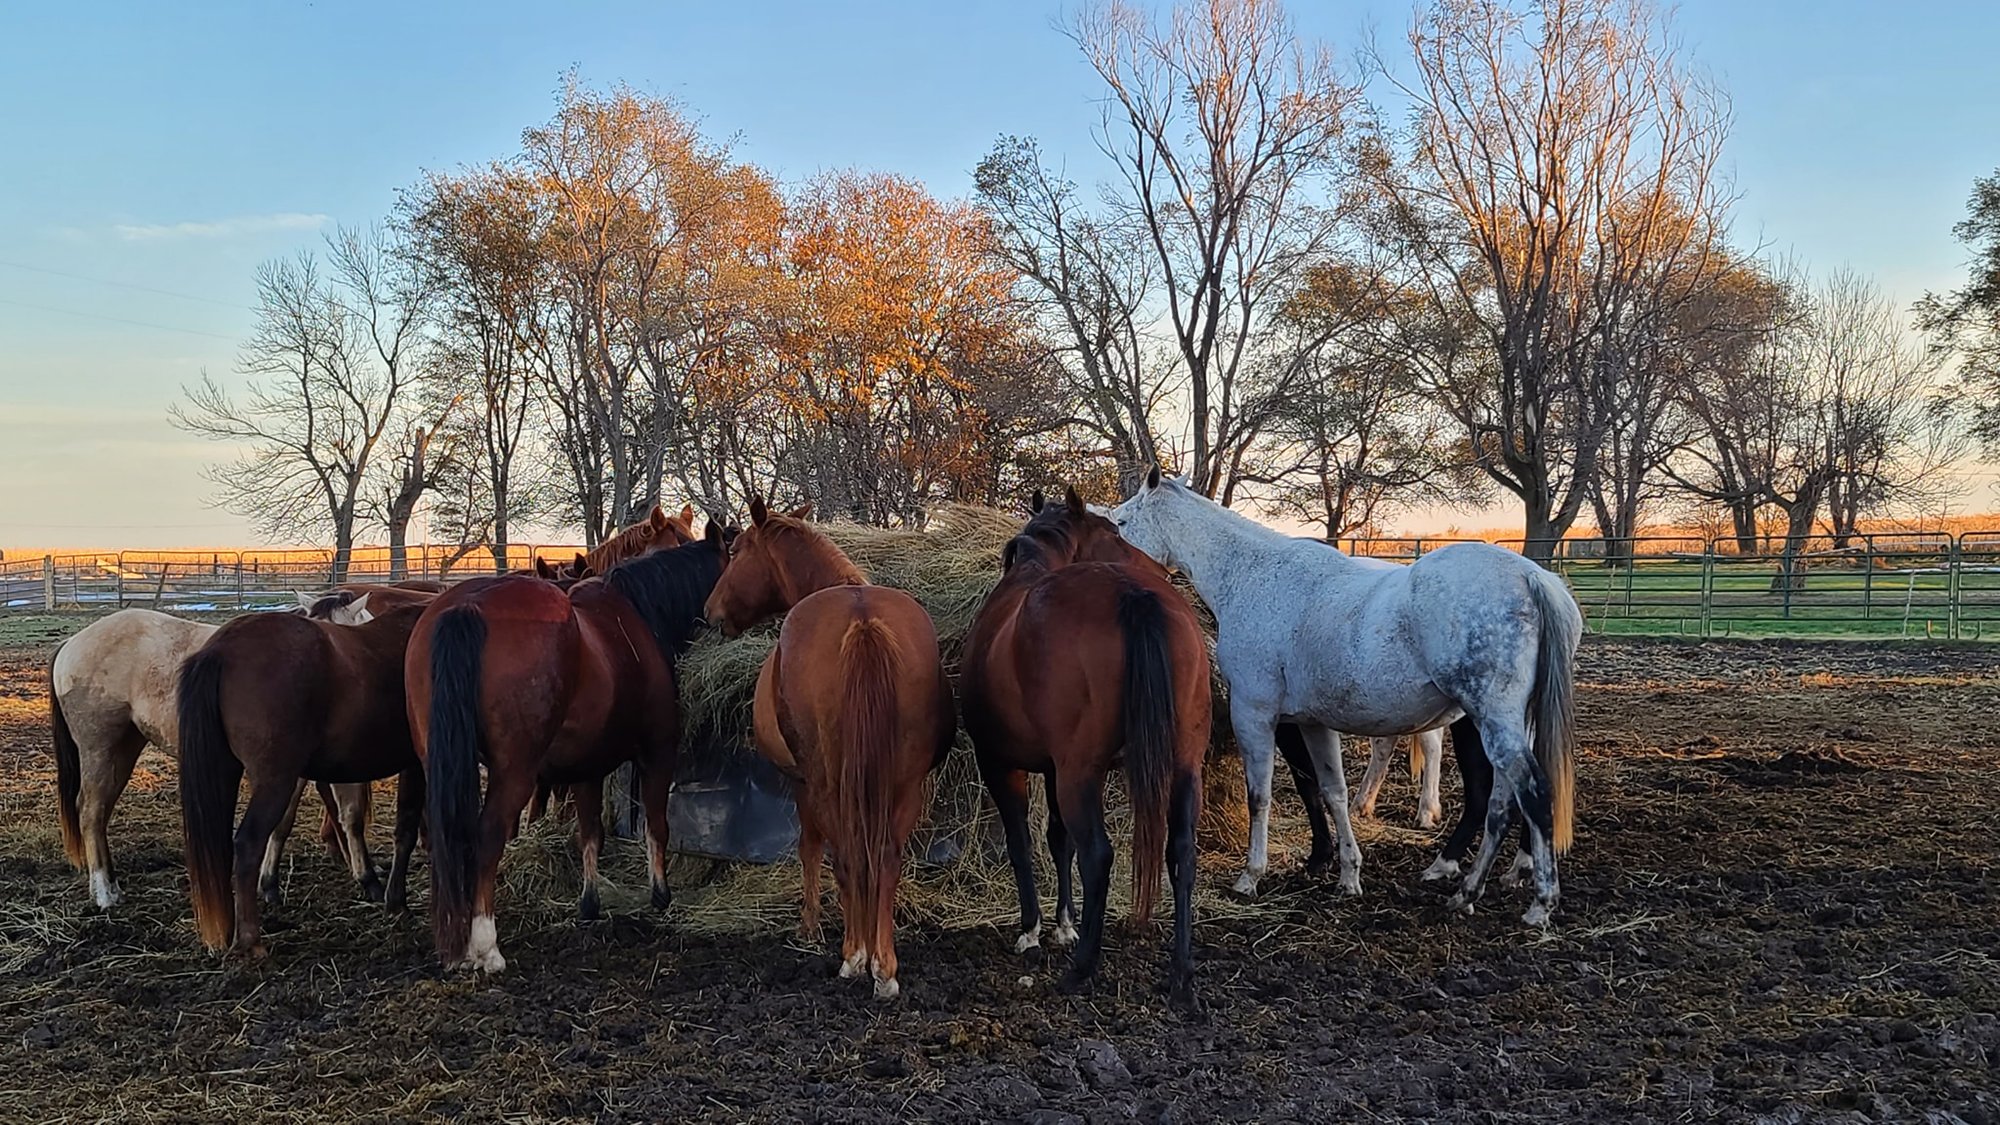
[
  {"left": 961, "top": 487, "right": 1211, "bottom": 1006},
  {"left": 409, "top": 523, "right": 725, "bottom": 972},
  {"left": 703, "top": 499, "right": 955, "bottom": 1001},
  {"left": 178, "top": 603, "right": 430, "bottom": 955},
  {"left": 49, "top": 607, "right": 376, "bottom": 910},
  {"left": 1109, "top": 469, "right": 1581, "bottom": 924}
]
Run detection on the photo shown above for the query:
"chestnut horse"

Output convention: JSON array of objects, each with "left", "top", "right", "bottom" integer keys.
[
  {"left": 961, "top": 488, "right": 1211, "bottom": 1006},
  {"left": 570, "top": 502, "right": 697, "bottom": 578},
  {"left": 178, "top": 603, "right": 430, "bottom": 955},
  {"left": 409, "top": 523, "right": 725, "bottom": 972},
  {"left": 703, "top": 499, "right": 955, "bottom": 1001}
]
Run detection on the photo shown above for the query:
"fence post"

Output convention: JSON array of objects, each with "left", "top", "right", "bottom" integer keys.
[
  {"left": 235, "top": 554, "right": 245, "bottom": 612},
  {"left": 1949, "top": 534, "right": 1963, "bottom": 641},
  {"left": 1700, "top": 548, "right": 1714, "bottom": 639},
  {"left": 42, "top": 555, "right": 55, "bottom": 611},
  {"left": 116, "top": 552, "right": 126, "bottom": 609},
  {"left": 1862, "top": 539, "right": 1874, "bottom": 621}
]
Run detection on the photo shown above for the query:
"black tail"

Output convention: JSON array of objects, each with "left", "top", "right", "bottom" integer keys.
[
  {"left": 1118, "top": 586, "right": 1176, "bottom": 925},
  {"left": 424, "top": 605, "right": 487, "bottom": 962},
  {"left": 177, "top": 648, "right": 241, "bottom": 950},
  {"left": 50, "top": 649, "right": 83, "bottom": 867}
]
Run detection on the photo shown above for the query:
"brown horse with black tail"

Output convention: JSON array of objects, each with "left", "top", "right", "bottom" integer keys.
[
  {"left": 177, "top": 604, "right": 430, "bottom": 956},
  {"left": 408, "top": 522, "right": 725, "bottom": 972},
  {"left": 961, "top": 487, "right": 1211, "bottom": 1007},
  {"left": 702, "top": 499, "right": 955, "bottom": 1001}
]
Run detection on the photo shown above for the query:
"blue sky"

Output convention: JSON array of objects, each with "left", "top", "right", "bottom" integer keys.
[{"left": 2, "top": 1, "right": 1996, "bottom": 547}]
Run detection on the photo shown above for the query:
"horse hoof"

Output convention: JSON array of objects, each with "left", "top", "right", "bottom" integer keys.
[
  {"left": 839, "top": 950, "right": 867, "bottom": 979},
  {"left": 1420, "top": 857, "right": 1461, "bottom": 883},
  {"left": 651, "top": 884, "right": 672, "bottom": 912},
  {"left": 1013, "top": 926, "right": 1042, "bottom": 954},
  {"left": 1445, "top": 893, "right": 1475, "bottom": 916},
  {"left": 1501, "top": 852, "right": 1535, "bottom": 888},
  {"left": 1229, "top": 872, "right": 1262, "bottom": 899},
  {"left": 1302, "top": 852, "right": 1335, "bottom": 875},
  {"left": 360, "top": 880, "right": 386, "bottom": 905},
  {"left": 384, "top": 890, "right": 407, "bottom": 914},
  {"left": 796, "top": 922, "right": 825, "bottom": 948},
  {"left": 578, "top": 894, "right": 602, "bottom": 923},
  {"left": 1417, "top": 810, "right": 1441, "bottom": 830},
  {"left": 873, "top": 977, "right": 901, "bottom": 1001},
  {"left": 231, "top": 941, "right": 270, "bottom": 961},
  {"left": 1056, "top": 970, "right": 1094, "bottom": 997},
  {"left": 260, "top": 885, "right": 284, "bottom": 908},
  {"left": 1167, "top": 978, "right": 1201, "bottom": 1014},
  {"left": 1339, "top": 874, "right": 1363, "bottom": 897},
  {"left": 1049, "top": 921, "right": 1079, "bottom": 949},
  {"left": 1523, "top": 902, "right": 1554, "bottom": 928}
]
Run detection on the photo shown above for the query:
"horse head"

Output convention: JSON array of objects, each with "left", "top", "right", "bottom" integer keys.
[
  {"left": 703, "top": 496, "right": 835, "bottom": 636},
  {"left": 1007, "top": 485, "right": 1149, "bottom": 573},
  {"left": 579, "top": 502, "right": 700, "bottom": 576},
  {"left": 1106, "top": 465, "right": 1191, "bottom": 568}
]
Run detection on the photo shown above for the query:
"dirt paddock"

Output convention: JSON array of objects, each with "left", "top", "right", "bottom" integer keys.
[{"left": 1, "top": 623, "right": 1996, "bottom": 1122}]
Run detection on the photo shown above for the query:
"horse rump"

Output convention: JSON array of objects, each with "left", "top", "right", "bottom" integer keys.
[
  {"left": 1116, "top": 585, "right": 1176, "bottom": 926},
  {"left": 423, "top": 604, "right": 488, "bottom": 962},
  {"left": 176, "top": 647, "right": 243, "bottom": 951}
]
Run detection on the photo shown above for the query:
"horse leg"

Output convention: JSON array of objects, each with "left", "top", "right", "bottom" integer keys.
[
  {"left": 1447, "top": 722, "right": 1555, "bottom": 922},
  {"left": 797, "top": 799, "right": 825, "bottom": 944},
  {"left": 1165, "top": 768, "right": 1200, "bottom": 1009},
  {"left": 79, "top": 728, "right": 143, "bottom": 909},
  {"left": 329, "top": 783, "right": 382, "bottom": 902},
  {"left": 982, "top": 763, "right": 1043, "bottom": 954},
  {"left": 638, "top": 763, "right": 674, "bottom": 911},
  {"left": 384, "top": 765, "right": 425, "bottom": 912},
  {"left": 231, "top": 778, "right": 299, "bottom": 958},
  {"left": 1275, "top": 723, "right": 1334, "bottom": 873},
  {"left": 1298, "top": 724, "right": 1363, "bottom": 896},
  {"left": 868, "top": 841, "right": 905, "bottom": 1001},
  {"left": 1416, "top": 727, "right": 1445, "bottom": 829},
  {"left": 258, "top": 779, "right": 306, "bottom": 908},
  {"left": 573, "top": 780, "right": 605, "bottom": 922},
  {"left": 1056, "top": 775, "right": 1112, "bottom": 994},
  {"left": 1425, "top": 717, "right": 1491, "bottom": 882},
  {"left": 1043, "top": 773, "right": 1078, "bottom": 947},
  {"left": 1228, "top": 708, "right": 1279, "bottom": 898},
  {"left": 834, "top": 846, "right": 868, "bottom": 981},
  {"left": 1354, "top": 735, "right": 1396, "bottom": 821},
  {"left": 466, "top": 773, "right": 535, "bottom": 973}
]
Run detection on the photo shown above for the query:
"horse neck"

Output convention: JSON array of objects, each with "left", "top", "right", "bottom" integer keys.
[
  {"left": 774, "top": 530, "right": 865, "bottom": 605},
  {"left": 1160, "top": 494, "right": 1307, "bottom": 617}
]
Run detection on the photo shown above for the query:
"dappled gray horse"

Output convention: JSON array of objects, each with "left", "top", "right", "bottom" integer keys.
[{"left": 1109, "top": 470, "right": 1582, "bottom": 924}]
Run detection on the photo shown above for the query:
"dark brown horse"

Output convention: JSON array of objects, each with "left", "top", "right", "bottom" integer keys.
[
  {"left": 409, "top": 523, "right": 725, "bottom": 972},
  {"left": 960, "top": 487, "right": 1211, "bottom": 1006},
  {"left": 178, "top": 604, "right": 430, "bottom": 956},
  {"left": 704, "top": 499, "right": 955, "bottom": 1001}
]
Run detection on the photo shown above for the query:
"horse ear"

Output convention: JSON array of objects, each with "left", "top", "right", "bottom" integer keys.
[
  {"left": 1146, "top": 465, "right": 1161, "bottom": 490},
  {"left": 750, "top": 495, "right": 770, "bottom": 526},
  {"left": 572, "top": 552, "right": 588, "bottom": 574},
  {"left": 296, "top": 591, "right": 317, "bottom": 608},
  {"left": 788, "top": 502, "right": 813, "bottom": 520},
  {"left": 534, "top": 557, "right": 555, "bottom": 579},
  {"left": 1030, "top": 490, "right": 1045, "bottom": 514},
  {"left": 347, "top": 592, "right": 370, "bottom": 621},
  {"left": 678, "top": 503, "right": 696, "bottom": 526},
  {"left": 649, "top": 505, "right": 670, "bottom": 532},
  {"left": 1065, "top": 485, "right": 1086, "bottom": 517},
  {"left": 704, "top": 520, "right": 725, "bottom": 547}
]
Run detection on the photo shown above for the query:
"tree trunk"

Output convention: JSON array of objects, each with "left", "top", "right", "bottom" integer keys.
[{"left": 1728, "top": 499, "right": 1761, "bottom": 556}]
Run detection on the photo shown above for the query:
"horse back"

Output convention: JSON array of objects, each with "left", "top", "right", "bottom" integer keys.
[
  {"left": 408, "top": 575, "right": 583, "bottom": 775},
  {"left": 551, "top": 581, "right": 674, "bottom": 779},
  {"left": 54, "top": 608, "right": 216, "bottom": 750}
]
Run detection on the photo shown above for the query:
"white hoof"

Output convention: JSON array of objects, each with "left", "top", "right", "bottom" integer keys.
[
  {"left": 1501, "top": 850, "right": 1534, "bottom": 888},
  {"left": 1013, "top": 925, "right": 1042, "bottom": 954},
  {"left": 1231, "top": 871, "right": 1261, "bottom": 898},
  {"left": 1420, "top": 857, "right": 1461, "bottom": 882},
  {"left": 466, "top": 915, "right": 507, "bottom": 974},
  {"left": 90, "top": 872, "right": 123, "bottom": 910},
  {"left": 1523, "top": 902, "right": 1553, "bottom": 927},
  {"left": 873, "top": 976, "right": 900, "bottom": 1001},
  {"left": 1049, "top": 920, "right": 1079, "bottom": 948},
  {"left": 1416, "top": 807, "right": 1441, "bottom": 830},
  {"left": 840, "top": 949, "right": 868, "bottom": 979},
  {"left": 1339, "top": 873, "right": 1363, "bottom": 897}
]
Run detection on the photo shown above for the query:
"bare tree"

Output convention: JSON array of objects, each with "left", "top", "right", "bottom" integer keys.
[
  {"left": 1074, "top": 0, "right": 1359, "bottom": 500},
  {"left": 1380, "top": 0, "right": 1730, "bottom": 560},
  {"left": 172, "top": 228, "right": 431, "bottom": 581},
  {"left": 1917, "top": 169, "right": 2000, "bottom": 456}
]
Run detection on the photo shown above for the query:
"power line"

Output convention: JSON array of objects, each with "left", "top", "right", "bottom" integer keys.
[
  {"left": 0, "top": 296, "right": 241, "bottom": 342},
  {"left": 0, "top": 257, "right": 256, "bottom": 312}
]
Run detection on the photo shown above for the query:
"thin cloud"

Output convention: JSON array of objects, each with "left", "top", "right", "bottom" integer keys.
[{"left": 112, "top": 212, "right": 330, "bottom": 242}]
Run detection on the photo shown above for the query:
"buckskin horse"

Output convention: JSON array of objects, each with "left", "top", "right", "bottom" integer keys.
[
  {"left": 50, "top": 606, "right": 377, "bottom": 911},
  {"left": 410, "top": 522, "right": 725, "bottom": 973},
  {"left": 177, "top": 603, "right": 430, "bottom": 955},
  {"left": 1109, "top": 469, "right": 1581, "bottom": 925},
  {"left": 702, "top": 499, "right": 955, "bottom": 1001},
  {"left": 961, "top": 488, "right": 1211, "bottom": 1006}
]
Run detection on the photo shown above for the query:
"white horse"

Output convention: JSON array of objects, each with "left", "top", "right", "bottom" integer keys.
[
  {"left": 49, "top": 602, "right": 376, "bottom": 909},
  {"left": 1110, "top": 470, "right": 1581, "bottom": 924}
]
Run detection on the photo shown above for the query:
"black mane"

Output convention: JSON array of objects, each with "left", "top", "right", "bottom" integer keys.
[
  {"left": 603, "top": 536, "right": 726, "bottom": 658},
  {"left": 1002, "top": 504, "right": 1080, "bottom": 573}
]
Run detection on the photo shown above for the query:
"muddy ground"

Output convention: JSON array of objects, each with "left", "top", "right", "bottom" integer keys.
[{"left": 0, "top": 625, "right": 1996, "bottom": 1123}]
